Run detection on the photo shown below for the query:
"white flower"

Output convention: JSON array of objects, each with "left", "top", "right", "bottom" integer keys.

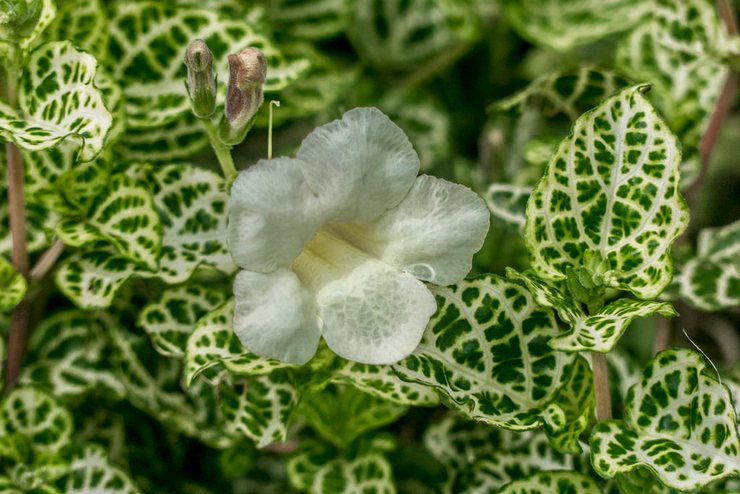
[{"left": 228, "top": 107, "right": 489, "bottom": 365}]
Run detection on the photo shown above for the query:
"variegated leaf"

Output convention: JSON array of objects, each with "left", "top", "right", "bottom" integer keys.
[
  {"left": 525, "top": 85, "right": 689, "bottom": 299},
  {"left": 268, "top": 0, "right": 351, "bottom": 40},
  {"left": 113, "top": 114, "right": 208, "bottom": 164},
  {"left": 425, "top": 414, "right": 582, "bottom": 492},
  {"left": 43, "top": 0, "right": 108, "bottom": 61},
  {"left": 503, "top": 0, "right": 649, "bottom": 51},
  {"left": 327, "top": 358, "right": 439, "bottom": 407},
  {"left": 107, "top": 2, "right": 309, "bottom": 128},
  {"left": 61, "top": 445, "right": 141, "bottom": 494},
  {"left": 499, "top": 471, "right": 602, "bottom": 494},
  {"left": 185, "top": 300, "right": 291, "bottom": 385},
  {"left": 0, "top": 0, "right": 56, "bottom": 49},
  {"left": 543, "top": 356, "right": 593, "bottom": 455},
  {"left": 551, "top": 299, "right": 677, "bottom": 353},
  {"left": 55, "top": 173, "right": 161, "bottom": 270},
  {"left": 668, "top": 219, "right": 740, "bottom": 311},
  {"left": 298, "top": 384, "right": 407, "bottom": 448},
  {"left": 0, "top": 41, "right": 112, "bottom": 161},
  {"left": 287, "top": 437, "right": 396, "bottom": 494},
  {"left": 349, "top": 0, "right": 457, "bottom": 69},
  {"left": 108, "top": 326, "right": 234, "bottom": 448},
  {"left": 0, "top": 387, "right": 72, "bottom": 455},
  {"left": 394, "top": 275, "right": 576, "bottom": 430},
  {"left": 485, "top": 184, "right": 531, "bottom": 232},
  {"left": 21, "top": 311, "right": 125, "bottom": 399},
  {"left": 495, "top": 66, "right": 630, "bottom": 122},
  {"left": 221, "top": 371, "right": 299, "bottom": 448},
  {"left": 139, "top": 281, "right": 228, "bottom": 357},
  {"left": 56, "top": 164, "right": 235, "bottom": 308},
  {"left": 0, "top": 257, "right": 25, "bottom": 310},
  {"left": 617, "top": 0, "right": 736, "bottom": 186},
  {"left": 590, "top": 348, "right": 740, "bottom": 491}
]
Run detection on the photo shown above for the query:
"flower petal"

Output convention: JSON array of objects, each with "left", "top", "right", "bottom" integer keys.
[
  {"left": 329, "top": 175, "right": 490, "bottom": 285},
  {"left": 292, "top": 231, "right": 437, "bottom": 364},
  {"left": 228, "top": 157, "right": 324, "bottom": 272},
  {"left": 233, "top": 268, "right": 321, "bottom": 365},
  {"left": 296, "top": 107, "right": 420, "bottom": 222}
]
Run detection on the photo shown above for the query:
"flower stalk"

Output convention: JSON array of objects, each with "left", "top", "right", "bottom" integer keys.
[{"left": 3, "top": 46, "right": 30, "bottom": 394}]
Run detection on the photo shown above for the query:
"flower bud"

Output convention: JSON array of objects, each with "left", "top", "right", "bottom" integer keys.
[
  {"left": 184, "top": 39, "right": 217, "bottom": 118},
  {"left": 218, "top": 47, "right": 267, "bottom": 146}
]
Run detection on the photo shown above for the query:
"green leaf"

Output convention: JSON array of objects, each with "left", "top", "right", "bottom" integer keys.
[
  {"left": 500, "top": 471, "right": 602, "bottom": 494},
  {"left": 503, "top": 0, "right": 649, "bottom": 51},
  {"left": 617, "top": 0, "right": 736, "bottom": 186},
  {"left": 107, "top": 2, "right": 309, "bottom": 128},
  {"left": 268, "top": 0, "right": 351, "bottom": 40},
  {"left": 327, "top": 359, "right": 439, "bottom": 407},
  {"left": 349, "top": 0, "right": 457, "bottom": 69},
  {"left": 108, "top": 325, "right": 234, "bottom": 448},
  {"left": 0, "top": 0, "right": 56, "bottom": 49},
  {"left": 55, "top": 173, "right": 161, "bottom": 270},
  {"left": 494, "top": 66, "right": 631, "bottom": 122},
  {"left": 298, "top": 384, "right": 407, "bottom": 448},
  {"left": 551, "top": 299, "right": 677, "bottom": 353},
  {"left": 524, "top": 85, "right": 689, "bottom": 300},
  {"left": 0, "top": 41, "right": 112, "bottom": 162},
  {"left": 61, "top": 445, "right": 141, "bottom": 494},
  {"left": 0, "top": 387, "right": 73, "bottom": 455},
  {"left": 221, "top": 371, "right": 299, "bottom": 448},
  {"left": 394, "top": 275, "right": 576, "bottom": 430},
  {"left": 590, "top": 348, "right": 740, "bottom": 491},
  {"left": 425, "top": 414, "right": 582, "bottom": 492},
  {"left": 668, "top": 219, "right": 740, "bottom": 311},
  {"left": 21, "top": 311, "right": 125, "bottom": 399},
  {"left": 543, "top": 356, "right": 593, "bottom": 455},
  {"left": 56, "top": 164, "right": 235, "bottom": 309},
  {"left": 112, "top": 114, "right": 208, "bottom": 164},
  {"left": 485, "top": 184, "right": 531, "bottom": 232},
  {"left": 0, "top": 257, "right": 25, "bottom": 310},
  {"left": 287, "top": 437, "right": 396, "bottom": 494},
  {"left": 185, "top": 300, "right": 292, "bottom": 385},
  {"left": 43, "top": 0, "right": 108, "bottom": 61},
  {"left": 139, "top": 280, "right": 228, "bottom": 358}
]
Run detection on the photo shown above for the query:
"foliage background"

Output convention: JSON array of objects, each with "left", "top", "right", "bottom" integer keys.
[{"left": 1, "top": 0, "right": 739, "bottom": 493}]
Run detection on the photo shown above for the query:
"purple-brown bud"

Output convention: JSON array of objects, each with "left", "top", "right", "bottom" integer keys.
[{"left": 219, "top": 47, "right": 267, "bottom": 145}]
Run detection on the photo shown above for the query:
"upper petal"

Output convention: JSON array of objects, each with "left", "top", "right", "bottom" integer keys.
[
  {"left": 292, "top": 231, "right": 437, "bottom": 364},
  {"left": 233, "top": 268, "right": 321, "bottom": 365},
  {"left": 296, "top": 107, "right": 420, "bottom": 223},
  {"left": 329, "top": 175, "right": 490, "bottom": 285},
  {"left": 228, "top": 157, "right": 324, "bottom": 272}
]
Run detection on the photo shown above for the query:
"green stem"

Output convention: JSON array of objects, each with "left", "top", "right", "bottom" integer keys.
[
  {"left": 586, "top": 297, "right": 612, "bottom": 421},
  {"left": 201, "top": 118, "right": 237, "bottom": 183}
]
